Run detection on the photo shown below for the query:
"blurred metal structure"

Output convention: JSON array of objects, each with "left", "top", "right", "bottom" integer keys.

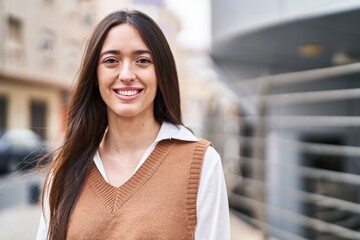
[{"left": 210, "top": 1, "right": 360, "bottom": 239}]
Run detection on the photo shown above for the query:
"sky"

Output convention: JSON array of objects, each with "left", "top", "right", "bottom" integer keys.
[{"left": 164, "top": 0, "right": 211, "bottom": 50}]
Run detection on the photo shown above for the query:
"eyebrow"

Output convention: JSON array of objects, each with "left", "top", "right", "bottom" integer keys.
[{"left": 99, "top": 49, "right": 152, "bottom": 58}]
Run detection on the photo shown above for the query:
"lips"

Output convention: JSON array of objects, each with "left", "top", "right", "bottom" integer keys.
[
  {"left": 116, "top": 89, "right": 140, "bottom": 96},
  {"left": 113, "top": 87, "right": 143, "bottom": 100}
]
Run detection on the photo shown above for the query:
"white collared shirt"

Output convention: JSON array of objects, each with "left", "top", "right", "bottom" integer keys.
[{"left": 37, "top": 122, "right": 231, "bottom": 240}]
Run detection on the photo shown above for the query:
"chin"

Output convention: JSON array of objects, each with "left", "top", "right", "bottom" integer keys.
[
  {"left": 108, "top": 104, "right": 154, "bottom": 120},
  {"left": 113, "top": 109, "right": 149, "bottom": 119}
]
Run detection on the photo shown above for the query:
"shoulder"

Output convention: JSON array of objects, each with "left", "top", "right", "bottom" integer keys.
[
  {"left": 190, "top": 138, "right": 222, "bottom": 173},
  {"left": 203, "top": 145, "right": 222, "bottom": 171},
  {"left": 204, "top": 145, "right": 220, "bottom": 160},
  {"left": 164, "top": 122, "right": 221, "bottom": 164}
]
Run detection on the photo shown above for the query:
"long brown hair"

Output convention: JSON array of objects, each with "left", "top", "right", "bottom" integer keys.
[{"left": 43, "top": 9, "right": 182, "bottom": 239}]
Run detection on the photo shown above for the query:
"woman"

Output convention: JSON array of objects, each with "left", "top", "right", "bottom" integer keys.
[{"left": 37, "top": 9, "right": 230, "bottom": 240}]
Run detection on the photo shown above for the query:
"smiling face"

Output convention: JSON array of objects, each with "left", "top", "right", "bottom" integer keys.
[{"left": 97, "top": 23, "right": 158, "bottom": 122}]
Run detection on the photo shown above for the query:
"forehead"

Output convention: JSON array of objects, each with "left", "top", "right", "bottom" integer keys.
[{"left": 101, "top": 23, "right": 148, "bottom": 51}]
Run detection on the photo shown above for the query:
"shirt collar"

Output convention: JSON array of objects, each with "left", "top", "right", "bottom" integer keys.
[{"left": 155, "top": 121, "right": 198, "bottom": 143}]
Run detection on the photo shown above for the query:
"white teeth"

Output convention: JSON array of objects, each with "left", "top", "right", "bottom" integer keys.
[{"left": 117, "top": 90, "right": 139, "bottom": 96}]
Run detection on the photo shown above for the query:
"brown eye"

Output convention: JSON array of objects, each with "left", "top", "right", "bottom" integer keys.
[
  {"left": 136, "top": 58, "right": 152, "bottom": 65},
  {"left": 104, "top": 58, "right": 118, "bottom": 64}
]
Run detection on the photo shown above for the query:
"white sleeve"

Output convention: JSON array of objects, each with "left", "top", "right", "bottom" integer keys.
[
  {"left": 36, "top": 180, "right": 50, "bottom": 240},
  {"left": 36, "top": 209, "right": 48, "bottom": 240},
  {"left": 195, "top": 146, "right": 231, "bottom": 240}
]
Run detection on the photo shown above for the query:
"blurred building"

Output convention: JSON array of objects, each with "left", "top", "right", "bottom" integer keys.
[
  {"left": 0, "top": 0, "right": 94, "bottom": 143},
  {"left": 210, "top": 1, "right": 360, "bottom": 239}
]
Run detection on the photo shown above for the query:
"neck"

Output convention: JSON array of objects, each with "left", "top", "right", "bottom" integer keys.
[{"left": 101, "top": 116, "right": 161, "bottom": 153}]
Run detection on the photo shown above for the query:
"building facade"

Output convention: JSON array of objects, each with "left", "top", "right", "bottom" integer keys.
[{"left": 0, "top": 0, "right": 94, "bottom": 144}]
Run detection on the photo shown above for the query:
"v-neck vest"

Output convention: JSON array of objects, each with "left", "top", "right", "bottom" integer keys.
[{"left": 67, "top": 139, "right": 211, "bottom": 240}]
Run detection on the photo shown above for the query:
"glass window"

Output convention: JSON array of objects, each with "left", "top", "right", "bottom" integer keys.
[
  {"left": 30, "top": 100, "right": 47, "bottom": 139},
  {"left": 39, "top": 30, "right": 55, "bottom": 58},
  {"left": 5, "top": 16, "right": 24, "bottom": 66},
  {"left": 0, "top": 96, "right": 7, "bottom": 131},
  {"left": 7, "top": 16, "right": 22, "bottom": 45}
]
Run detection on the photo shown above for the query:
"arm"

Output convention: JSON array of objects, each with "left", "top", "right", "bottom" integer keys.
[{"left": 195, "top": 146, "right": 231, "bottom": 240}]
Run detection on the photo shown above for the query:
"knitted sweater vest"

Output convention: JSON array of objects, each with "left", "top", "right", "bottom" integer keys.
[{"left": 67, "top": 139, "right": 211, "bottom": 240}]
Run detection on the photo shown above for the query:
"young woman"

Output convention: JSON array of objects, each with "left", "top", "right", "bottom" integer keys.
[{"left": 37, "top": 9, "right": 230, "bottom": 240}]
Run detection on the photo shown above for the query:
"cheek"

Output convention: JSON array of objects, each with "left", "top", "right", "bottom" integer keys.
[
  {"left": 149, "top": 71, "right": 158, "bottom": 90},
  {"left": 97, "top": 70, "right": 113, "bottom": 88},
  {"left": 97, "top": 73, "right": 111, "bottom": 99}
]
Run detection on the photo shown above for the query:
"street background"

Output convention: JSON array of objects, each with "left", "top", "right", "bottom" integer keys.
[{"left": 2, "top": 0, "right": 360, "bottom": 239}]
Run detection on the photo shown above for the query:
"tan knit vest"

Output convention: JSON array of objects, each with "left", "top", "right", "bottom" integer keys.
[{"left": 67, "top": 139, "right": 211, "bottom": 240}]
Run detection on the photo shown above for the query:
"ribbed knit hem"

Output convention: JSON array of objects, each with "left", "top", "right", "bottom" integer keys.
[
  {"left": 186, "top": 139, "right": 211, "bottom": 236},
  {"left": 88, "top": 140, "right": 173, "bottom": 213}
]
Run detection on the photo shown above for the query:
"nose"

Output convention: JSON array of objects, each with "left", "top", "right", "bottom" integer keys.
[{"left": 118, "top": 62, "right": 135, "bottom": 83}]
